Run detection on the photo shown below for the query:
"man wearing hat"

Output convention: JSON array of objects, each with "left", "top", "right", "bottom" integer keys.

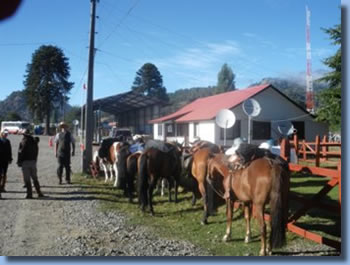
[
  {"left": 55, "top": 121, "right": 75, "bottom": 184},
  {"left": 0, "top": 129, "right": 12, "bottom": 197},
  {"left": 17, "top": 129, "right": 44, "bottom": 199}
]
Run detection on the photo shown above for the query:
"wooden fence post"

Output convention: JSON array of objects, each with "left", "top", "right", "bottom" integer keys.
[
  {"left": 321, "top": 135, "right": 327, "bottom": 162},
  {"left": 338, "top": 161, "right": 341, "bottom": 205},
  {"left": 293, "top": 134, "right": 299, "bottom": 156},
  {"left": 302, "top": 140, "right": 307, "bottom": 161},
  {"left": 315, "top": 135, "right": 320, "bottom": 167},
  {"left": 280, "top": 138, "right": 290, "bottom": 162}
]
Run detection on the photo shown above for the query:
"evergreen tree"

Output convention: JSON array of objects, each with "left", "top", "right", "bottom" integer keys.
[
  {"left": 216, "top": 63, "right": 236, "bottom": 93},
  {"left": 316, "top": 24, "right": 341, "bottom": 131},
  {"left": 23, "top": 45, "right": 73, "bottom": 135},
  {"left": 131, "top": 63, "right": 168, "bottom": 101}
]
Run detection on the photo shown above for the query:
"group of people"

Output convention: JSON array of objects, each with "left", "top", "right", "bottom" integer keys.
[{"left": 0, "top": 121, "right": 75, "bottom": 199}]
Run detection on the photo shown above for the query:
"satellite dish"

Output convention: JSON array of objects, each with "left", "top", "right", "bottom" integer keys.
[
  {"left": 73, "top": 119, "right": 79, "bottom": 126},
  {"left": 277, "top": 121, "right": 295, "bottom": 137},
  {"left": 242, "top": 98, "right": 261, "bottom": 117},
  {"left": 215, "top": 109, "right": 236, "bottom": 129}
]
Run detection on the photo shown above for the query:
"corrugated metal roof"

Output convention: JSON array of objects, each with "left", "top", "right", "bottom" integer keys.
[
  {"left": 149, "top": 84, "right": 271, "bottom": 123},
  {"left": 92, "top": 91, "right": 166, "bottom": 115}
]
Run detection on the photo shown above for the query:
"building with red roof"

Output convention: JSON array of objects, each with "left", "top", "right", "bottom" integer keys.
[{"left": 150, "top": 84, "right": 328, "bottom": 146}]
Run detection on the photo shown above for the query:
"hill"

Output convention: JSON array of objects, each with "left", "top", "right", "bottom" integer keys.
[
  {"left": 0, "top": 90, "right": 32, "bottom": 121},
  {"left": 0, "top": 90, "right": 72, "bottom": 122}
]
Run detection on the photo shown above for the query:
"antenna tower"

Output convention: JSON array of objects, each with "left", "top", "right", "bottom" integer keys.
[{"left": 305, "top": 5, "right": 314, "bottom": 113}]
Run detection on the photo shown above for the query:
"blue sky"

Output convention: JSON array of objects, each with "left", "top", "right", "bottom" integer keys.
[{"left": 0, "top": 0, "right": 341, "bottom": 107}]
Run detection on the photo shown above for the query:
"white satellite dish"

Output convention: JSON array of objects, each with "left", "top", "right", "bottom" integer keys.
[
  {"left": 242, "top": 98, "right": 261, "bottom": 117},
  {"left": 216, "top": 109, "right": 236, "bottom": 129},
  {"left": 277, "top": 121, "right": 295, "bottom": 137},
  {"left": 73, "top": 119, "right": 79, "bottom": 126},
  {"left": 242, "top": 98, "right": 261, "bottom": 144},
  {"left": 215, "top": 109, "right": 236, "bottom": 146}
]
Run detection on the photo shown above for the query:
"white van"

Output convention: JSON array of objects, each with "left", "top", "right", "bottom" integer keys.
[{"left": 1, "top": 121, "right": 30, "bottom": 134}]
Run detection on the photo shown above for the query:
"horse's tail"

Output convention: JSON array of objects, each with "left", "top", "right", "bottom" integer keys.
[
  {"left": 269, "top": 162, "right": 290, "bottom": 249},
  {"left": 138, "top": 153, "right": 149, "bottom": 207}
]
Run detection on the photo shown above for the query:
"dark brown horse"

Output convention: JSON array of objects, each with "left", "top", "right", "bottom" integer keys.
[
  {"left": 190, "top": 146, "right": 222, "bottom": 225},
  {"left": 207, "top": 154, "right": 290, "bottom": 256},
  {"left": 138, "top": 142, "right": 182, "bottom": 215}
]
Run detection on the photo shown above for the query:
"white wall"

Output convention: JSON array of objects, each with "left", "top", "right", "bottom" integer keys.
[{"left": 153, "top": 87, "right": 328, "bottom": 145}]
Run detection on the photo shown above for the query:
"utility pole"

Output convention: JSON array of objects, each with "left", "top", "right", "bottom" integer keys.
[
  {"left": 305, "top": 5, "right": 314, "bottom": 114},
  {"left": 82, "top": 0, "right": 97, "bottom": 173}
]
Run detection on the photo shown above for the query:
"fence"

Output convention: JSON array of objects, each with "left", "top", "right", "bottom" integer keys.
[
  {"left": 289, "top": 134, "right": 341, "bottom": 167},
  {"left": 280, "top": 138, "right": 341, "bottom": 250}
]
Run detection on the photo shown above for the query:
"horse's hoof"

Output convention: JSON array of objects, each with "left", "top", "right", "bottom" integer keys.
[
  {"left": 222, "top": 234, "right": 230, "bottom": 242},
  {"left": 244, "top": 235, "right": 251, "bottom": 244},
  {"left": 200, "top": 220, "right": 208, "bottom": 225}
]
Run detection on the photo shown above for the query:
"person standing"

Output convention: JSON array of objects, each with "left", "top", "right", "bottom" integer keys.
[
  {"left": 55, "top": 122, "right": 75, "bottom": 184},
  {"left": 0, "top": 129, "right": 12, "bottom": 195},
  {"left": 17, "top": 129, "right": 44, "bottom": 199}
]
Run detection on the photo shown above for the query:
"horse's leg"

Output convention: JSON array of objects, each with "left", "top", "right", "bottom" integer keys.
[
  {"left": 148, "top": 177, "right": 157, "bottom": 216},
  {"left": 113, "top": 162, "right": 119, "bottom": 187},
  {"left": 102, "top": 163, "right": 108, "bottom": 182},
  {"left": 244, "top": 203, "right": 252, "bottom": 243},
  {"left": 191, "top": 192, "right": 196, "bottom": 206},
  {"left": 174, "top": 178, "right": 178, "bottom": 203},
  {"left": 255, "top": 204, "right": 267, "bottom": 256},
  {"left": 161, "top": 178, "right": 166, "bottom": 197},
  {"left": 223, "top": 199, "right": 233, "bottom": 242},
  {"left": 198, "top": 182, "right": 208, "bottom": 225}
]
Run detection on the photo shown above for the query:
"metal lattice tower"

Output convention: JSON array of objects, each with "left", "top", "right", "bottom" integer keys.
[{"left": 305, "top": 5, "right": 314, "bottom": 113}]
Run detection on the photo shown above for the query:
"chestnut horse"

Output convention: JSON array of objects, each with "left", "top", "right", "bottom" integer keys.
[
  {"left": 190, "top": 145, "right": 222, "bottom": 225},
  {"left": 138, "top": 142, "right": 182, "bottom": 215},
  {"left": 207, "top": 153, "right": 290, "bottom": 256}
]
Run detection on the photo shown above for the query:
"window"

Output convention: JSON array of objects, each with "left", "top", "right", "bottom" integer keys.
[
  {"left": 166, "top": 124, "right": 175, "bottom": 136},
  {"left": 252, "top": 121, "right": 271, "bottom": 140},
  {"left": 157, "top": 124, "right": 163, "bottom": 136},
  {"left": 220, "top": 120, "right": 241, "bottom": 140},
  {"left": 177, "top": 123, "right": 189, "bottom": 137}
]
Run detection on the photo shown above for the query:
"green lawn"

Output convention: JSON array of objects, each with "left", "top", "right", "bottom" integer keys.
[{"left": 73, "top": 172, "right": 341, "bottom": 256}]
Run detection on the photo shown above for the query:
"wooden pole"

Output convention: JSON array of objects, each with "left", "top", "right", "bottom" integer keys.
[{"left": 315, "top": 135, "right": 320, "bottom": 167}]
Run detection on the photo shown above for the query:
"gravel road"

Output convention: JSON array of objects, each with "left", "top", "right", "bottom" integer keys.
[{"left": 0, "top": 135, "right": 209, "bottom": 256}]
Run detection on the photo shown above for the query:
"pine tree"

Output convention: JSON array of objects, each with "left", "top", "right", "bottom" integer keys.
[
  {"left": 316, "top": 24, "right": 341, "bottom": 131},
  {"left": 23, "top": 45, "right": 73, "bottom": 135},
  {"left": 131, "top": 63, "right": 168, "bottom": 101},
  {"left": 216, "top": 63, "right": 236, "bottom": 94}
]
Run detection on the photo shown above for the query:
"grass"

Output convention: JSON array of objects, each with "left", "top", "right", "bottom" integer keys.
[{"left": 73, "top": 171, "right": 341, "bottom": 256}]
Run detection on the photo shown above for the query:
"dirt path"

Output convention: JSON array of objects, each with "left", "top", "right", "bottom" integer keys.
[{"left": 0, "top": 135, "right": 208, "bottom": 256}]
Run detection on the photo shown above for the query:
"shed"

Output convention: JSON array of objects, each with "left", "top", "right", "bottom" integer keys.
[{"left": 89, "top": 91, "right": 167, "bottom": 138}]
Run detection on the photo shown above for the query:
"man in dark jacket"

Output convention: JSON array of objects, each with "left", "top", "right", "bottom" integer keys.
[
  {"left": 55, "top": 122, "right": 75, "bottom": 184},
  {"left": 0, "top": 130, "right": 12, "bottom": 195},
  {"left": 17, "top": 129, "right": 44, "bottom": 199}
]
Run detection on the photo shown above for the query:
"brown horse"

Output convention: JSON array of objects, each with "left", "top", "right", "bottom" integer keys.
[
  {"left": 190, "top": 146, "right": 222, "bottom": 225},
  {"left": 207, "top": 154, "right": 290, "bottom": 256},
  {"left": 138, "top": 142, "right": 182, "bottom": 215}
]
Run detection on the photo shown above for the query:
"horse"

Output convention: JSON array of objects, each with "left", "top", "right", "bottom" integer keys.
[
  {"left": 124, "top": 151, "right": 142, "bottom": 202},
  {"left": 138, "top": 141, "right": 182, "bottom": 215},
  {"left": 189, "top": 146, "right": 222, "bottom": 225},
  {"left": 207, "top": 153, "right": 290, "bottom": 256}
]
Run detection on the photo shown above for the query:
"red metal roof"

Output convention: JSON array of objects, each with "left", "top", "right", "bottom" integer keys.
[{"left": 150, "top": 84, "right": 271, "bottom": 123}]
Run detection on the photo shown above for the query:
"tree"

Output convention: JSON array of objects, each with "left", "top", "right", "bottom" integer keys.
[
  {"left": 5, "top": 111, "right": 22, "bottom": 121},
  {"left": 316, "top": 24, "right": 341, "bottom": 131},
  {"left": 23, "top": 45, "right": 73, "bottom": 135},
  {"left": 216, "top": 63, "right": 236, "bottom": 94},
  {"left": 131, "top": 63, "right": 168, "bottom": 101}
]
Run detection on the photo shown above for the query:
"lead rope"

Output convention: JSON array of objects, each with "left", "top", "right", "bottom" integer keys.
[{"left": 206, "top": 176, "right": 225, "bottom": 200}]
